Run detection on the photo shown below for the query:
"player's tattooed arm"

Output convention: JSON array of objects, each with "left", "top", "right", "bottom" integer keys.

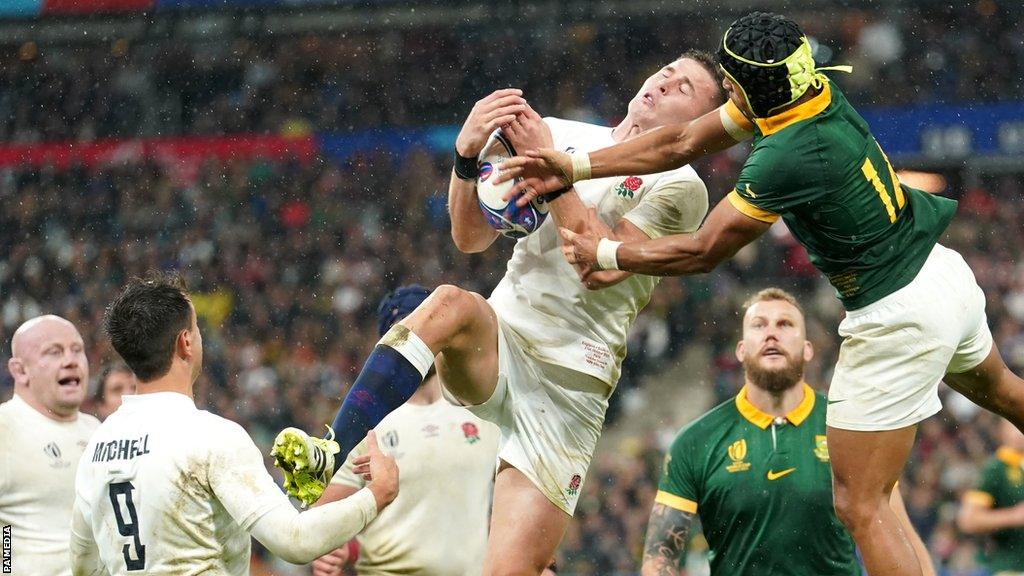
[{"left": 640, "top": 503, "right": 694, "bottom": 576}]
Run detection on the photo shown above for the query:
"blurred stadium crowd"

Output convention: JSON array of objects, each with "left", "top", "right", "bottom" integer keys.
[
  {"left": 1, "top": 2, "right": 1023, "bottom": 575},
  {"left": 0, "top": 3, "right": 1021, "bottom": 141}
]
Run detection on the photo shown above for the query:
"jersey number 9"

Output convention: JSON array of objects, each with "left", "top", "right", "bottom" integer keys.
[{"left": 109, "top": 481, "right": 147, "bottom": 571}]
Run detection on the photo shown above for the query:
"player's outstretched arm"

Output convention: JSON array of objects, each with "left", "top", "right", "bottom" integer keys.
[
  {"left": 213, "top": 425, "right": 396, "bottom": 565},
  {"left": 448, "top": 89, "right": 526, "bottom": 253},
  {"left": 562, "top": 195, "right": 770, "bottom": 278},
  {"left": 957, "top": 493, "right": 1024, "bottom": 534},
  {"left": 640, "top": 503, "right": 694, "bottom": 576},
  {"left": 589, "top": 106, "right": 739, "bottom": 179},
  {"left": 498, "top": 104, "right": 743, "bottom": 205},
  {"left": 311, "top": 452, "right": 365, "bottom": 576}
]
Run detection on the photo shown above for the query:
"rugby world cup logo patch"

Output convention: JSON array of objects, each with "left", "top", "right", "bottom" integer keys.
[
  {"left": 726, "top": 439, "right": 751, "bottom": 473},
  {"left": 479, "top": 162, "right": 493, "bottom": 182}
]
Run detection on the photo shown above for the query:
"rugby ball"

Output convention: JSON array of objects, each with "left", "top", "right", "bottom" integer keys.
[{"left": 476, "top": 130, "right": 549, "bottom": 239}]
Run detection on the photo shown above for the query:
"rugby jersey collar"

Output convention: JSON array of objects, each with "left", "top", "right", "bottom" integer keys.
[
  {"left": 996, "top": 446, "right": 1024, "bottom": 468},
  {"left": 735, "top": 383, "right": 815, "bottom": 429},
  {"left": 754, "top": 81, "right": 832, "bottom": 136}
]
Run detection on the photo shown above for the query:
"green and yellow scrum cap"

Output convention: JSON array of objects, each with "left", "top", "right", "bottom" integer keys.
[{"left": 717, "top": 12, "right": 850, "bottom": 118}]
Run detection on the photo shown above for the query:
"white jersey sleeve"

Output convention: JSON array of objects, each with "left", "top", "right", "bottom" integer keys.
[
  {"left": 247, "top": 489, "right": 378, "bottom": 564},
  {"left": 622, "top": 177, "right": 709, "bottom": 238},
  {"left": 206, "top": 420, "right": 290, "bottom": 531},
  {"left": 207, "top": 418, "right": 380, "bottom": 564},
  {"left": 69, "top": 502, "right": 106, "bottom": 576}
]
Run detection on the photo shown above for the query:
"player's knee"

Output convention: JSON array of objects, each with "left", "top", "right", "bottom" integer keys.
[
  {"left": 430, "top": 284, "right": 477, "bottom": 311},
  {"left": 832, "top": 483, "right": 880, "bottom": 533}
]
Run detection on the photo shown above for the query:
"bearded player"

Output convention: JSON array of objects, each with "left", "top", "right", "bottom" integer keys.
[
  {"left": 271, "top": 51, "right": 725, "bottom": 574},
  {"left": 500, "top": 12, "right": 1024, "bottom": 576}
]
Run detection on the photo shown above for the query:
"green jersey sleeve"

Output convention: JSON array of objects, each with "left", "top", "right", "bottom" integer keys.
[
  {"left": 729, "top": 136, "right": 811, "bottom": 222},
  {"left": 655, "top": 432, "right": 701, "bottom": 513}
]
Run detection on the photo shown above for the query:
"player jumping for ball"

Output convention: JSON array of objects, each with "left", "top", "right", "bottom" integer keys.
[
  {"left": 498, "top": 12, "right": 1024, "bottom": 576},
  {"left": 271, "top": 51, "right": 725, "bottom": 574}
]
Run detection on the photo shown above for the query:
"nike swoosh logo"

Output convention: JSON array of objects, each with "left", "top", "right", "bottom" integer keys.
[
  {"left": 827, "top": 399, "right": 846, "bottom": 405},
  {"left": 767, "top": 468, "right": 796, "bottom": 481}
]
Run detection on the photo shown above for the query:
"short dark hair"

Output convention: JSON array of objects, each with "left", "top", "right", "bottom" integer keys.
[
  {"left": 93, "top": 362, "right": 135, "bottom": 402},
  {"left": 104, "top": 272, "right": 192, "bottom": 382},
  {"left": 677, "top": 49, "right": 728, "bottom": 105}
]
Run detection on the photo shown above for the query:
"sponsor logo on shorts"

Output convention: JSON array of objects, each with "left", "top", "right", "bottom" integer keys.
[
  {"left": 479, "top": 162, "right": 493, "bottom": 182},
  {"left": 461, "top": 422, "right": 480, "bottom": 444},
  {"left": 567, "top": 474, "right": 582, "bottom": 497}
]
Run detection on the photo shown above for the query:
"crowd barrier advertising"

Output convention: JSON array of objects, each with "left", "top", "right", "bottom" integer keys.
[{"left": 0, "top": 134, "right": 316, "bottom": 169}]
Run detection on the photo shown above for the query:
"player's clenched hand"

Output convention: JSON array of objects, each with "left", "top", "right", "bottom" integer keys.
[
  {"left": 361, "top": 430, "right": 398, "bottom": 511},
  {"left": 559, "top": 227, "right": 601, "bottom": 277},
  {"left": 455, "top": 89, "right": 528, "bottom": 157},
  {"left": 502, "top": 104, "right": 552, "bottom": 163},
  {"left": 498, "top": 149, "right": 574, "bottom": 208},
  {"left": 312, "top": 546, "right": 350, "bottom": 576}
]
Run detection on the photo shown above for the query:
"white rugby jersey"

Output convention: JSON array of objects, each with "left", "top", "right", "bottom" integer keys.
[
  {"left": 72, "top": 392, "right": 292, "bottom": 575},
  {"left": 0, "top": 394, "right": 98, "bottom": 576},
  {"left": 488, "top": 117, "right": 709, "bottom": 386},
  {"left": 332, "top": 400, "right": 498, "bottom": 576}
]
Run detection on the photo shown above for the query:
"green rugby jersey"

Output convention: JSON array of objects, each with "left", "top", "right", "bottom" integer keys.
[
  {"left": 723, "top": 80, "right": 958, "bottom": 310},
  {"left": 964, "top": 447, "right": 1024, "bottom": 572},
  {"left": 656, "top": 384, "right": 859, "bottom": 576}
]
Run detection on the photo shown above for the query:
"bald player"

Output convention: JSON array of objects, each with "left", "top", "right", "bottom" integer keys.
[{"left": 0, "top": 315, "right": 100, "bottom": 576}]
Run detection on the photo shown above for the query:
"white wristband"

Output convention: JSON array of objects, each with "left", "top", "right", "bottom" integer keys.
[
  {"left": 596, "top": 238, "right": 622, "bottom": 271},
  {"left": 570, "top": 152, "right": 592, "bottom": 183}
]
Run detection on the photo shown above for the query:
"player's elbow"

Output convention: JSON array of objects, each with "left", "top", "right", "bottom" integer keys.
[
  {"left": 583, "top": 270, "right": 624, "bottom": 290},
  {"left": 270, "top": 541, "right": 322, "bottom": 565},
  {"left": 668, "top": 125, "right": 699, "bottom": 166},
  {"left": 450, "top": 224, "right": 497, "bottom": 254},
  {"left": 689, "top": 250, "right": 719, "bottom": 274},
  {"left": 456, "top": 238, "right": 489, "bottom": 254}
]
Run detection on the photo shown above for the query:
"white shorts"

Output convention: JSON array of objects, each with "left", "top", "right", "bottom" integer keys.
[
  {"left": 827, "top": 244, "right": 993, "bottom": 431},
  {"left": 446, "top": 313, "right": 610, "bottom": 515}
]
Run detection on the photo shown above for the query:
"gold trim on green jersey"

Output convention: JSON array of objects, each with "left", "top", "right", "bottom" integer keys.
[
  {"left": 997, "top": 446, "right": 1024, "bottom": 485},
  {"left": 723, "top": 100, "right": 754, "bottom": 132},
  {"left": 655, "top": 490, "right": 698, "bottom": 513},
  {"left": 735, "top": 383, "right": 816, "bottom": 429},
  {"left": 727, "top": 190, "right": 779, "bottom": 223},
  {"left": 963, "top": 490, "right": 995, "bottom": 509},
  {"left": 996, "top": 446, "right": 1023, "bottom": 467},
  {"left": 753, "top": 81, "right": 833, "bottom": 136}
]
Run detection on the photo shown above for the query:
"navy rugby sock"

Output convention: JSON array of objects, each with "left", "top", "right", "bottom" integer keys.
[{"left": 329, "top": 326, "right": 433, "bottom": 472}]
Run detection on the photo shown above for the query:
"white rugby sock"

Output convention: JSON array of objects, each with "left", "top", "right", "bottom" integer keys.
[{"left": 378, "top": 324, "right": 434, "bottom": 379}]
